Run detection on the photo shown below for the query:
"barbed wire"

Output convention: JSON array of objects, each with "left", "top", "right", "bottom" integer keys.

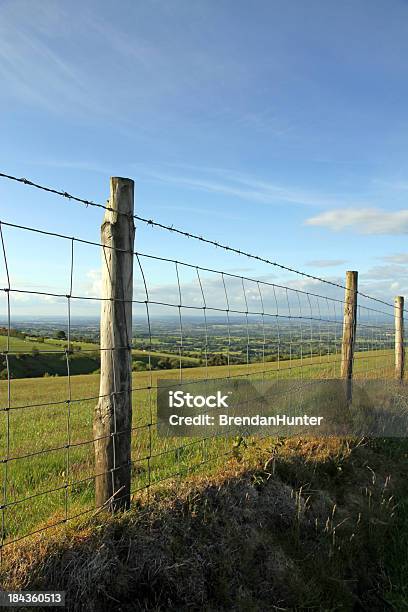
[
  {"left": 0, "top": 171, "right": 401, "bottom": 310},
  {"left": 0, "top": 174, "right": 402, "bottom": 555},
  {"left": 0, "top": 218, "right": 396, "bottom": 320}
]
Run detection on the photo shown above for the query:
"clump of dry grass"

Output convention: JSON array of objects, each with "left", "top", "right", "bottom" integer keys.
[{"left": 0, "top": 437, "right": 403, "bottom": 611}]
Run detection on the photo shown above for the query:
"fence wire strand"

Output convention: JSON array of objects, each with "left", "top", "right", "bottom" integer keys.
[
  {"left": 1, "top": 171, "right": 404, "bottom": 311},
  {"left": 0, "top": 172, "right": 403, "bottom": 554}
]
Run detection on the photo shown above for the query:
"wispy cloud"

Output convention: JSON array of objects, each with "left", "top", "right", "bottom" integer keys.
[
  {"left": 362, "top": 263, "right": 408, "bottom": 281},
  {"left": 373, "top": 179, "right": 408, "bottom": 192},
  {"left": 306, "top": 259, "right": 347, "bottom": 268},
  {"left": 0, "top": 0, "right": 251, "bottom": 126},
  {"left": 0, "top": 1, "right": 181, "bottom": 121},
  {"left": 305, "top": 208, "right": 408, "bottom": 234},
  {"left": 359, "top": 263, "right": 408, "bottom": 301},
  {"left": 234, "top": 108, "right": 293, "bottom": 137},
  {"left": 0, "top": 2, "right": 99, "bottom": 116},
  {"left": 380, "top": 253, "right": 408, "bottom": 264},
  {"left": 139, "top": 166, "right": 358, "bottom": 208},
  {"left": 153, "top": 204, "right": 242, "bottom": 222},
  {"left": 22, "top": 159, "right": 112, "bottom": 175}
]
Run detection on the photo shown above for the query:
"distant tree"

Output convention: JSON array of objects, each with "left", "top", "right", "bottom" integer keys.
[
  {"left": 31, "top": 347, "right": 39, "bottom": 357},
  {"left": 0, "top": 327, "right": 24, "bottom": 339},
  {"left": 132, "top": 360, "right": 147, "bottom": 372},
  {"left": 208, "top": 353, "right": 228, "bottom": 366},
  {"left": 157, "top": 357, "right": 172, "bottom": 370},
  {"left": 56, "top": 330, "right": 67, "bottom": 340}
]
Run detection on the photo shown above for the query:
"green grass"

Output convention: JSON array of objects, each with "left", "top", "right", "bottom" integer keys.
[
  {"left": 0, "top": 335, "right": 44, "bottom": 352},
  {"left": 1, "top": 347, "right": 407, "bottom": 610},
  {"left": 0, "top": 347, "right": 396, "bottom": 544},
  {"left": 0, "top": 335, "right": 199, "bottom": 379},
  {"left": 14, "top": 334, "right": 198, "bottom": 360}
]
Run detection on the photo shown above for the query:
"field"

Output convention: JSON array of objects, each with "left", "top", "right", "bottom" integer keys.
[
  {"left": 0, "top": 334, "right": 199, "bottom": 380},
  {"left": 0, "top": 346, "right": 395, "bottom": 544}
]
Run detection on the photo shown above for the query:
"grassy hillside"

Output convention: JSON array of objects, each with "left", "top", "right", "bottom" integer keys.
[
  {"left": 0, "top": 348, "right": 396, "bottom": 543},
  {"left": 0, "top": 348, "right": 406, "bottom": 609},
  {"left": 0, "top": 334, "right": 199, "bottom": 379},
  {"left": 1, "top": 436, "right": 407, "bottom": 610}
]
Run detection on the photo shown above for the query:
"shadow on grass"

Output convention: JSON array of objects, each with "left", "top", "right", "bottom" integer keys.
[{"left": 1, "top": 437, "right": 406, "bottom": 612}]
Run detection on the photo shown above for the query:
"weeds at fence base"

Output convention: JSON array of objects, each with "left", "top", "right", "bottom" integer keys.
[{"left": 1, "top": 436, "right": 406, "bottom": 611}]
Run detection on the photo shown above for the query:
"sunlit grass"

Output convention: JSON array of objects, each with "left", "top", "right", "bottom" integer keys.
[{"left": 0, "top": 348, "right": 395, "bottom": 542}]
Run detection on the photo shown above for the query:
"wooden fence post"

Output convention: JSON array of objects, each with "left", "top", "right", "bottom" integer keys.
[
  {"left": 395, "top": 295, "right": 404, "bottom": 381},
  {"left": 340, "top": 271, "right": 358, "bottom": 404},
  {"left": 94, "top": 177, "right": 135, "bottom": 512}
]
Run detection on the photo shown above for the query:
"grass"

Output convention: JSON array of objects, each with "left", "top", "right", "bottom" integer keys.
[
  {"left": 0, "top": 435, "right": 406, "bottom": 610},
  {"left": 0, "top": 347, "right": 395, "bottom": 544},
  {"left": 372, "top": 438, "right": 408, "bottom": 608},
  {"left": 1, "top": 333, "right": 198, "bottom": 360},
  {"left": 386, "top": 494, "right": 408, "bottom": 608},
  {"left": 0, "top": 335, "right": 199, "bottom": 379},
  {"left": 0, "top": 347, "right": 407, "bottom": 609}
]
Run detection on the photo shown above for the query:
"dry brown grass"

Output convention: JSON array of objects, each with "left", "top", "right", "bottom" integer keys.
[{"left": 0, "top": 436, "right": 404, "bottom": 611}]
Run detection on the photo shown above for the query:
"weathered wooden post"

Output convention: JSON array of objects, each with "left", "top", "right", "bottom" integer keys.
[
  {"left": 94, "top": 177, "right": 135, "bottom": 511},
  {"left": 395, "top": 295, "right": 404, "bottom": 381},
  {"left": 340, "top": 271, "right": 358, "bottom": 404}
]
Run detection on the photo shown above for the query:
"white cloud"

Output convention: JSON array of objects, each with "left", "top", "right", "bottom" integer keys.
[
  {"left": 139, "top": 166, "right": 356, "bottom": 208},
  {"left": 0, "top": 2, "right": 97, "bottom": 116},
  {"left": 306, "top": 259, "right": 347, "bottom": 268},
  {"left": 358, "top": 264, "right": 408, "bottom": 305},
  {"left": 0, "top": 1, "right": 173, "bottom": 119},
  {"left": 305, "top": 208, "right": 408, "bottom": 234},
  {"left": 381, "top": 253, "right": 408, "bottom": 263},
  {"left": 153, "top": 203, "right": 242, "bottom": 222},
  {"left": 0, "top": 0, "right": 252, "bottom": 124},
  {"left": 362, "top": 263, "right": 408, "bottom": 281},
  {"left": 85, "top": 269, "right": 102, "bottom": 298},
  {"left": 10, "top": 292, "right": 30, "bottom": 303}
]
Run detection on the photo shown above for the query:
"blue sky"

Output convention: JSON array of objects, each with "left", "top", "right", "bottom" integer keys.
[{"left": 1, "top": 0, "right": 408, "bottom": 317}]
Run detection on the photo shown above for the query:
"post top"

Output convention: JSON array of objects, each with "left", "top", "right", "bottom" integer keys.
[
  {"left": 110, "top": 176, "right": 134, "bottom": 184},
  {"left": 107, "top": 177, "right": 135, "bottom": 216}
]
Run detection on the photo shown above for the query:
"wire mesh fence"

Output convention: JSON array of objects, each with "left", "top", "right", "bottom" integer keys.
[{"left": 0, "top": 173, "right": 405, "bottom": 554}]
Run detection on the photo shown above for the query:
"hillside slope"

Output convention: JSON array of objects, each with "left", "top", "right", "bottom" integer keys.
[{"left": 1, "top": 436, "right": 407, "bottom": 611}]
